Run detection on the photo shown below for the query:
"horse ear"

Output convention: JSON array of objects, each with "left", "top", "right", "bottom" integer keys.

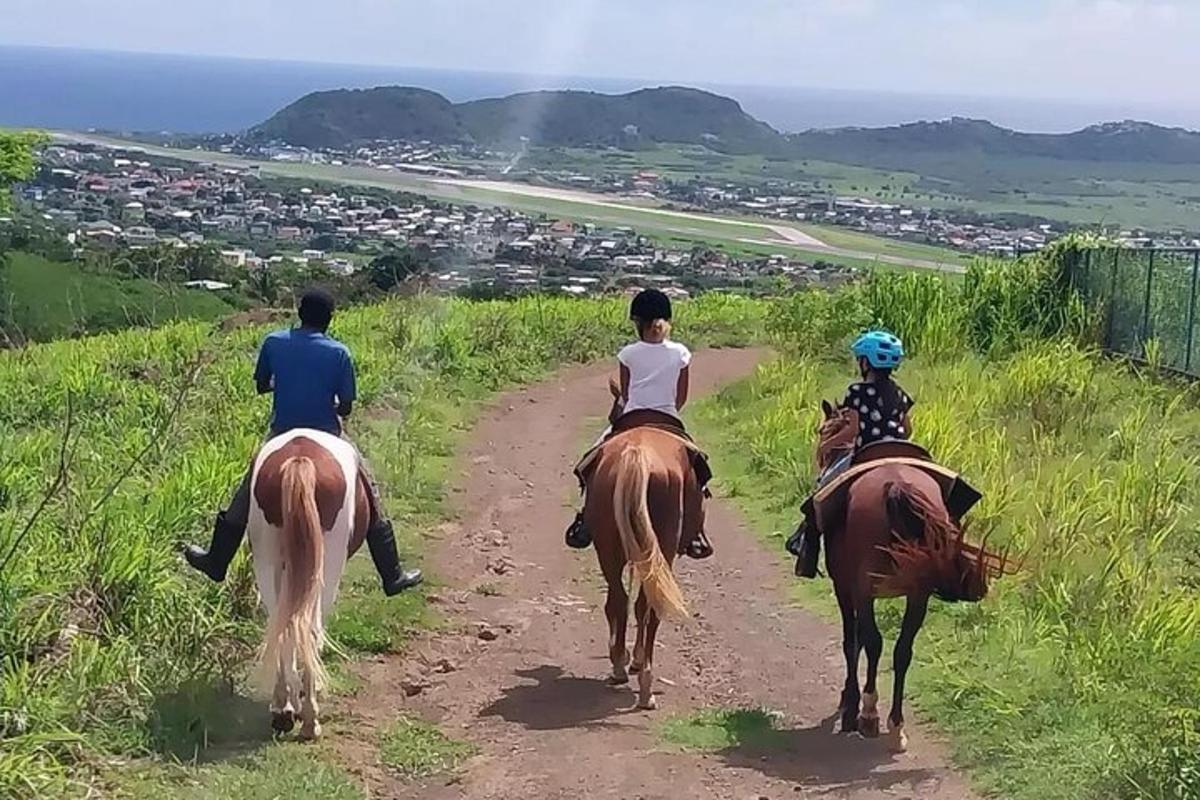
[{"left": 821, "top": 399, "right": 836, "bottom": 419}]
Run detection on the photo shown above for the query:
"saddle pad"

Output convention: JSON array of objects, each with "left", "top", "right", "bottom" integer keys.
[{"left": 814, "top": 457, "right": 960, "bottom": 505}]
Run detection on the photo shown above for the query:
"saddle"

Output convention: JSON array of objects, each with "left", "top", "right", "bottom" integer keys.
[
  {"left": 813, "top": 440, "right": 981, "bottom": 529},
  {"left": 574, "top": 409, "right": 711, "bottom": 489}
]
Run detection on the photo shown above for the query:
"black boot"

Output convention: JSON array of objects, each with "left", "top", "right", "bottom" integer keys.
[
  {"left": 565, "top": 512, "right": 591, "bottom": 549},
  {"left": 183, "top": 511, "right": 245, "bottom": 583},
  {"left": 795, "top": 523, "right": 821, "bottom": 579},
  {"left": 367, "top": 520, "right": 423, "bottom": 596}
]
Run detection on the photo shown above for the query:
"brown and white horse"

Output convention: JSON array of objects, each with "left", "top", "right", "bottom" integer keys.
[
  {"left": 584, "top": 426, "right": 694, "bottom": 709},
  {"left": 248, "top": 429, "right": 367, "bottom": 739}
]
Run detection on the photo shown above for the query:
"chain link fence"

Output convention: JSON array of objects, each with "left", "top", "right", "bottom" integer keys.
[{"left": 1067, "top": 247, "right": 1200, "bottom": 374}]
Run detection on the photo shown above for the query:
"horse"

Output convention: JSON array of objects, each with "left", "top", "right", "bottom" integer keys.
[
  {"left": 583, "top": 425, "right": 695, "bottom": 710},
  {"left": 247, "top": 428, "right": 368, "bottom": 739},
  {"left": 814, "top": 400, "right": 1004, "bottom": 752}
]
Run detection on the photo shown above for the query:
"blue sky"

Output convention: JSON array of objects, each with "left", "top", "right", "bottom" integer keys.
[{"left": 3, "top": 0, "right": 1197, "bottom": 104}]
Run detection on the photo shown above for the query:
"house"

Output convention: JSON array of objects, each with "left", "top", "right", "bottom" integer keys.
[{"left": 124, "top": 226, "right": 157, "bottom": 246}]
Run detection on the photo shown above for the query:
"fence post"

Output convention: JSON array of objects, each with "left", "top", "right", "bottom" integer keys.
[
  {"left": 1141, "top": 249, "right": 1155, "bottom": 347},
  {"left": 1187, "top": 251, "right": 1200, "bottom": 373},
  {"left": 1106, "top": 249, "right": 1119, "bottom": 348}
]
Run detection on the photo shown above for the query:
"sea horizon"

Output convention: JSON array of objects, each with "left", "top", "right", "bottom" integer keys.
[{"left": 2, "top": 43, "right": 1197, "bottom": 136}]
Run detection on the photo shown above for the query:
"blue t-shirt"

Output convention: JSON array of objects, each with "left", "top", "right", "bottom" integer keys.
[{"left": 254, "top": 328, "right": 356, "bottom": 435}]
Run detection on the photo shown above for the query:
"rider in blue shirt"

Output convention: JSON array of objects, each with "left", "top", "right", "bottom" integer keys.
[{"left": 184, "top": 290, "right": 422, "bottom": 595}]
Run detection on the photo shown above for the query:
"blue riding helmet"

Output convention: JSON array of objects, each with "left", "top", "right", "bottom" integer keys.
[{"left": 852, "top": 330, "right": 905, "bottom": 369}]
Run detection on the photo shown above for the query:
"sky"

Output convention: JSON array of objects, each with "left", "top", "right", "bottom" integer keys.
[{"left": 3, "top": 0, "right": 1198, "bottom": 106}]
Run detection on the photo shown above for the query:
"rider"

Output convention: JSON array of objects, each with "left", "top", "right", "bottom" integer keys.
[
  {"left": 564, "top": 288, "right": 712, "bottom": 559},
  {"left": 183, "top": 289, "right": 423, "bottom": 595},
  {"left": 793, "top": 329, "right": 913, "bottom": 578}
]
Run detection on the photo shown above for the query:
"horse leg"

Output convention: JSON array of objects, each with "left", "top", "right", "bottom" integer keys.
[
  {"left": 835, "top": 585, "right": 861, "bottom": 733},
  {"left": 636, "top": 607, "right": 661, "bottom": 710},
  {"left": 888, "top": 594, "right": 929, "bottom": 753},
  {"left": 631, "top": 592, "right": 648, "bottom": 673},
  {"left": 298, "top": 649, "right": 321, "bottom": 741},
  {"left": 603, "top": 577, "right": 631, "bottom": 685},
  {"left": 857, "top": 599, "right": 884, "bottom": 738},
  {"left": 259, "top": 549, "right": 296, "bottom": 734}
]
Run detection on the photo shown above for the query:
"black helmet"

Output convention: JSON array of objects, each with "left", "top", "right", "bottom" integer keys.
[{"left": 630, "top": 288, "right": 672, "bottom": 321}]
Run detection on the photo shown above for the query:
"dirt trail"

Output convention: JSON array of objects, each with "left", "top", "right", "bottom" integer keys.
[{"left": 341, "top": 349, "right": 976, "bottom": 800}]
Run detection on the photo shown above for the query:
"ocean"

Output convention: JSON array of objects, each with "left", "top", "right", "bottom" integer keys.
[{"left": 1, "top": 45, "right": 1194, "bottom": 136}]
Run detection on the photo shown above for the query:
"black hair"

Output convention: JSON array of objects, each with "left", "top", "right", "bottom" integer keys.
[{"left": 298, "top": 289, "right": 335, "bottom": 330}]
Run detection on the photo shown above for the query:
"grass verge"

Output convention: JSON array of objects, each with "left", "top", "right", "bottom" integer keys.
[{"left": 378, "top": 716, "right": 476, "bottom": 779}]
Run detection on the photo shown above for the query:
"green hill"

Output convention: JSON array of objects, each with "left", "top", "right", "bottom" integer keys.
[
  {"left": 250, "top": 85, "right": 783, "bottom": 154},
  {"left": 790, "top": 117, "right": 1200, "bottom": 167},
  {"left": 0, "top": 252, "right": 236, "bottom": 342}
]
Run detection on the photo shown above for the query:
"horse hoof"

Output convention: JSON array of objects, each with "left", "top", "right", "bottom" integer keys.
[
  {"left": 299, "top": 722, "right": 322, "bottom": 741},
  {"left": 840, "top": 713, "right": 859, "bottom": 734},
  {"left": 271, "top": 710, "right": 295, "bottom": 734},
  {"left": 638, "top": 695, "right": 657, "bottom": 711},
  {"left": 887, "top": 724, "right": 908, "bottom": 753},
  {"left": 858, "top": 714, "right": 881, "bottom": 738},
  {"left": 629, "top": 663, "right": 643, "bottom": 674},
  {"left": 607, "top": 674, "right": 630, "bottom": 686}
]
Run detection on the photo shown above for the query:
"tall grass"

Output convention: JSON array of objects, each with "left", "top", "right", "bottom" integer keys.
[
  {"left": 0, "top": 293, "right": 765, "bottom": 797},
  {"left": 697, "top": 246, "right": 1200, "bottom": 799}
]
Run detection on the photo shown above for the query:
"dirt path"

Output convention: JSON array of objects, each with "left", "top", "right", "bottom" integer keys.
[{"left": 341, "top": 350, "right": 976, "bottom": 800}]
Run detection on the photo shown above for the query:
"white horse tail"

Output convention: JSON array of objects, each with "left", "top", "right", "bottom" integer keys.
[{"left": 260, "top": 456, "right": 328, "bottom": 692}]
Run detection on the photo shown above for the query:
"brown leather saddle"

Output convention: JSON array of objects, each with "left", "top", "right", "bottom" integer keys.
[
  {"left": 575, "top": 409, "right": 712, "bottom": 490},
  {"left": 813, "top": 440, "right": 981, "bottom": 530}
]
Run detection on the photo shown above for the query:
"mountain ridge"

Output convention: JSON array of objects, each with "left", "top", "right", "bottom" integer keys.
[{"left": 250, "top": 85, "right": 1200, "bottom": 165}]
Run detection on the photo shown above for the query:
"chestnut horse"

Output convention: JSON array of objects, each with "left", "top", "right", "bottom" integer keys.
[
  {"left": 583, "top": 426, "right": 693, "bottom": 709},
  {"left": 814, "top": 401, "right": 1000, "bottom": 752},
  {"left": 248, "top": 429, "right": 368, "bottom": 739}
]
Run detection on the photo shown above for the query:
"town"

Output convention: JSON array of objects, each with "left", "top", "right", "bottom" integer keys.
[
  {"left": 222, "top": 136, "right": 1200, "bottom": 254},
  {"left": 13, "top": 142, "right": 857, "bottom": 298}
]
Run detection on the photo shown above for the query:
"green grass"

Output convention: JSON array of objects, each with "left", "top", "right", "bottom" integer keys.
[
  {"left": 378, "top": 716, "right": 476, "bottom": 778},
  {"left": 659, "top": 707, "right": 787, "bottom": 753},
  {"left": 0, "top": 252, "right": 236, "bottom": 342},
  {"left": 118, "top": 746, "right": 364, "bottom": 800}
]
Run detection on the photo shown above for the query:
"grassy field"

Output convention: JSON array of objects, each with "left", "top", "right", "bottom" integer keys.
[
  {"left": 0, "top": 252, "right": 237, "bottom": 342},
  {"left": 691, "top": 254, "right": 1200, "bottom": 800},
  {"left": 0, "top": 292, "right": 765, "bottom": 798}
]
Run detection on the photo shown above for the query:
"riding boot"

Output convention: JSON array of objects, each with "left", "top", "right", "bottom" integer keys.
[
  {"left": 366, "top": 520, "right": 423, "bottom": 596},
  {"left": 795, "top": 521, "right": 821, "bottom": 579},
  {"left": 183, "top": 511, "right": 245, "bottom": 583},
  {"left": 565, "top": 512, "right": 592, "bottom": 549}
]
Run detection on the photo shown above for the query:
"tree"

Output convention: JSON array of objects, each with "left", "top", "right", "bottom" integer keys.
[
  {"left": 0, "top": 131, "right": 46, "bottom": 215},
  {"left": 367, "top": 249, "right": 425, "bottom": 291}
]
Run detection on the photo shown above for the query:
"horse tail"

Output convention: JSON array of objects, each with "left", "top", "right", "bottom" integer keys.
[
  {"left": 260, "top": 456, "right": 328, "bottom": 692},
  {"left": 878, "top": 480, "right": 989, "bottom": 603},
  {"left": 613, "top": 446, "right": 689, "bottom": 620}
]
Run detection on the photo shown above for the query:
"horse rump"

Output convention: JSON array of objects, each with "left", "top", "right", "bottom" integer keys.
[{"left": 873, "top": 480, "right": 1006, "bottom": 603}]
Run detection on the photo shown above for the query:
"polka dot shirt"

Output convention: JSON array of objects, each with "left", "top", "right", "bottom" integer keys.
[{"left": 841, "top": 381, "right": 914, "bottom": 448}]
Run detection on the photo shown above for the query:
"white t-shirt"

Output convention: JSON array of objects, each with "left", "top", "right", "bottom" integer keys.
[{"left": 618, "top": 340, "right": 692, "bottom": 418}]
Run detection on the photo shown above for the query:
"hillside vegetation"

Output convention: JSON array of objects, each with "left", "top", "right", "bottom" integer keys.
[
  {"left": 696, "top": 249, "right": 1199, "bottom": 800},
  {"left": 0, "top": 253, "right": 236, "bottom": 343},
  {"left": 0, "top": 293, "right": 763, "bottom": 797},
  {"left": 251, "top": 85, "right": 785, "bottom": 153}
]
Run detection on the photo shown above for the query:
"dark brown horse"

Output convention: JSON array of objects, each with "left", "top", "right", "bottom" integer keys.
[
  {"left": 814, "top": 401, "right": 1002, "bottom": 751},
  {"left": 584, "top": 426, "right": 694, "bottom": 710}
]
